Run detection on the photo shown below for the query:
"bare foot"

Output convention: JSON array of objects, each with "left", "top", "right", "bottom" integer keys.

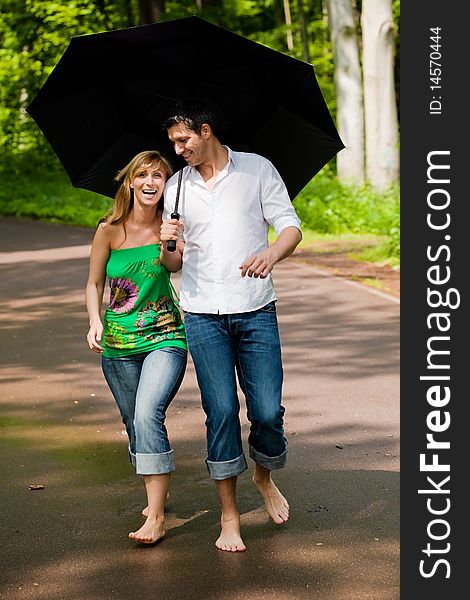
[
  {"left": 253, "top": 475, "right": 289, "bottom": 524},
  {"left": 128, "top": 518, "right": 165, "bottom": 544},
  {"left": 142, "top": 491, "right": 170, "bottom": 517},
  {"left": 215, "top": 516, "right": 247, "bottom": 552}
]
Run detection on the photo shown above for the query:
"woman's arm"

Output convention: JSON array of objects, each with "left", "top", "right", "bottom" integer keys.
[{"left": 85, "top": 224, "right": 111, "bottom": 353}]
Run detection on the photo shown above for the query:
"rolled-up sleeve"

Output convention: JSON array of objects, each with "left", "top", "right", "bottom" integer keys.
[{"left": 260, "top": 160, "right": 302, "bottom": 237}]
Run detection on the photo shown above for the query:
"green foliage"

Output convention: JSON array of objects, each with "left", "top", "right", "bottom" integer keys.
[
  {"left": 0, "top": 159, "right": 399, "bottom": 261},
  {"left": 0, "top": 0, "right": 400, "bottom": 259},
  {"left": 293, "top": 171, "right": 400, "bottom": 259},
  {"left": 0, "top": 0, "right": 338, "bottom": 159},
  {"left": 0, "top": 0, "right": 133, "bottom": 158},
  {"left": 0, "top": 160, "right": 111, "bottom": 228}
]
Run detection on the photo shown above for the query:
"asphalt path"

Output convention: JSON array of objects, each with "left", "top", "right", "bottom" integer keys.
[{"left": 0, "top": 218, "right": 399, "bottom": 600}]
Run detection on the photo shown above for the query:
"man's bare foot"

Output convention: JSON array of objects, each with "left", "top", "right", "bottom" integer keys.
[
  {"left": 215, "top": 516, "right": 247, "bottom": 552},
  {"left": 253, "top": 475, "right": 289, "bottom": 524},
  {"left": 128, "top": 517, "right": 165, "bottom": 544}
]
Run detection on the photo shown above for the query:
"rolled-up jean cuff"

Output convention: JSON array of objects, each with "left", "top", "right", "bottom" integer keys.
[
  {"left": 136, "top": 449, "right": 175, "bottom": 475},
  {"left": 206, "top": 452, "right": 248, "bottom": 480},
  {"left": 249, "top": 445, "right": 287, "bottom": 470}
]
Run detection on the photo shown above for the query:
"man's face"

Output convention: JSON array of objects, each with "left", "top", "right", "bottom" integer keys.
[{"left": 167, "top": 122, "right": 207, "bottom": 167}]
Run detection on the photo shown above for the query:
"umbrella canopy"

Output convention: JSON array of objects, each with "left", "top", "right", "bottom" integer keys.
[{"left": 26, "top": 16, "right": 344, "bottom": 200}]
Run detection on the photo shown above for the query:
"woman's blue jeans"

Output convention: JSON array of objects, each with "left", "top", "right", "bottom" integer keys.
[
  {"left": 183, "top": 301, "right": 287, "bottom": 480},
  {"left": 101, "top": 346, "right": 187, "bottom": 475}
]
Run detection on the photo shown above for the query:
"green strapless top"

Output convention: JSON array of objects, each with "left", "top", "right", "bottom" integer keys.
[{"left": 102, "top": 244, "right": 186, "bottom": 357}]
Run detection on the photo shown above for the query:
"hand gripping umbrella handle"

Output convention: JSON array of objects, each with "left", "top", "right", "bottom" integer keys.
[
  {"left": 166, "top": 212, "right": 180, "bottom": 252},
  {"left": 166, "top": 169, "right": 183, "bottom": 253}
]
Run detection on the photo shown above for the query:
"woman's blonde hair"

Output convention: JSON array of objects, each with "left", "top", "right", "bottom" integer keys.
[{"left": 101, "top": 150, "right": 173, "bottom": 225}]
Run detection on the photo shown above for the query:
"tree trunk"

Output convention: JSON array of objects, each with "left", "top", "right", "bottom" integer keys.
[
  {"left": 297, "top": 0, "right": 311, "bottom": 63},
  {"left": 138, "top": 0, "right": 165, "bottom": 25},
  {"left": 196, "top": 0, "right": 224, "bottom": 24},
  {"left": 326, "top": 0, "right": 365, "bottom": 183},
  {"left": 361, "top": 0, "right": 399, "bottom": 190},
  {"left": 283, "top": 0, "right": 294, "bottom": 51},
  {"left": 196, "top": 0, "right": 222, "bottom": 8}
]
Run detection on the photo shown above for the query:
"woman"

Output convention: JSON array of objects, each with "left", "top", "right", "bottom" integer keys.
[{"left": 85, "top": 150, "right": 187, "bottom": 544}]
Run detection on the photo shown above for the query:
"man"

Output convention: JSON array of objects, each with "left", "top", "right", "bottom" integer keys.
[{"left": 159, "top": 104, "right": 302, "bottom": 552}]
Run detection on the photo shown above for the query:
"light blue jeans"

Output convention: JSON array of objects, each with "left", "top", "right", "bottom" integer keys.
[
  {"left": 183, "top": 301, "right": 287, "bottom": 480},
  {"left": 101, "top": 346, "right": 187, "bottom": 475}
]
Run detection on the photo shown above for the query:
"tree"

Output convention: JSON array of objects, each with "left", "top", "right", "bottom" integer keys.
[
  {"left": 326, "top": 0, "right": 364, "bottom": 183},
  {"left": 196, "top": 0, "right": 221, "bottom": 8},
  {"left": 297, "top": 0, "right": 311, "bottom": 63},
  {"left": 0, "top": 0, "right": 135, "bottom": 160},
  {"left": 282, "top": 0, "right": 294, "bottom": 50},
  {"left": 0, "top": 0, "right": 359, "bottom": 175},
  {"left": 138, "top": 0, "right": 165, "bottom": 24},
  {"left": 361, "top": 0, "right": 399, "bottom": 190}
]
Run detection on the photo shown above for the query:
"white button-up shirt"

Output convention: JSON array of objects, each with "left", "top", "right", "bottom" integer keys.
[{"left": 164, "top": 147, "right": 302, "bottom": 314}]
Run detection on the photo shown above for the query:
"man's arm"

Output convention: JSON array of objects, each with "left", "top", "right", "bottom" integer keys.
[{"left": 239, "top": 226, "right": 301, "bottom": 278}]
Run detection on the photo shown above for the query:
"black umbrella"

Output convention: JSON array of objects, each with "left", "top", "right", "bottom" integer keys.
[{"left": 26, "top": 16, "right": 344, "bottom": 200}]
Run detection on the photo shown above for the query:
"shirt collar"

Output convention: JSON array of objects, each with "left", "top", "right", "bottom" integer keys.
[
  {"left": 224, "top": 146, "right": 236, "bottom": 168},
  {"left": 187, "top": 145, "right": 235, "bottom": 184}
]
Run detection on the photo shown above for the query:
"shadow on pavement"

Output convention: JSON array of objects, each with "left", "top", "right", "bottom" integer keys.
[{"left": 1, "top": 219, "right": 399, "bottom": 600}]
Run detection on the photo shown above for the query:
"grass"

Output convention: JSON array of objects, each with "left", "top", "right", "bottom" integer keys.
[
  {"left": 0, "top": 165, "right": 112, "bottom": 229},
  {"left": 292, "top": 172, "right": 400, "bottom": 262},
  {"left": 358, "top": 277, "right": 389, "bottom": 291},
  {"left": 349, "top": 239, "right": 401, "bottom": 268},
  {"left": 269, "top": 229, "right": 398, "bottom": 266}
]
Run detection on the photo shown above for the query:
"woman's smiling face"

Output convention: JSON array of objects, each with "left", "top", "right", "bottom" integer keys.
[{"left": 131, "top": 161, "right": 167, "bottom": 207}]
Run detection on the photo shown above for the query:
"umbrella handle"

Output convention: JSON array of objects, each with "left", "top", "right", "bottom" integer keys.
[{"left": 166, "top": 212, "right": 180, "bottom": 252}]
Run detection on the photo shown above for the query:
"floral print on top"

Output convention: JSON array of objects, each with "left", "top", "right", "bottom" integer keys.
[
  {"left": 102, "top": 244, "right": 186, "bottom": 357},
  {"left": 109, "top": 278, "right": 140, "bottom": 313}
]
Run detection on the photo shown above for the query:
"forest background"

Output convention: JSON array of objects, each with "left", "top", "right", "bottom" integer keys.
[{"left": 0, "top": 0, "right": 400, "bottom": 282}]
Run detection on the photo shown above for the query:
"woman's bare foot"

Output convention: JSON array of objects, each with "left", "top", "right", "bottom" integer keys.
[
  {"left": 215, "top": 515, "right": 247, "bottom": 552},
  {"left": 142, "top": 491, "right": 170, "bottom": 517},
  {"left": 128, "top": 517, "right": 165, "bottom": 544},
  {"left": 253, "top": 475, "right": 289, "bottom": 524}
]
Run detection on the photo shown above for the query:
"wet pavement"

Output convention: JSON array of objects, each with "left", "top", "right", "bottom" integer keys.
[{"left": 0, "top": 218, "right": 399, "bottom": 600}]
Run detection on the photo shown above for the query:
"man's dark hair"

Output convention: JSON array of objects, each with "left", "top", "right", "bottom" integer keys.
[{"left": 162, "top": 102, "right": 220, "bottom": 138}]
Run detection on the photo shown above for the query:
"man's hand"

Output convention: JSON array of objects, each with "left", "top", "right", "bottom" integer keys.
[
  {"left": 240, "top": 248, "right": 278, "bottom": 278},
  {"left": 239, "top": 227, "right": 302, "bottom": 278}
]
